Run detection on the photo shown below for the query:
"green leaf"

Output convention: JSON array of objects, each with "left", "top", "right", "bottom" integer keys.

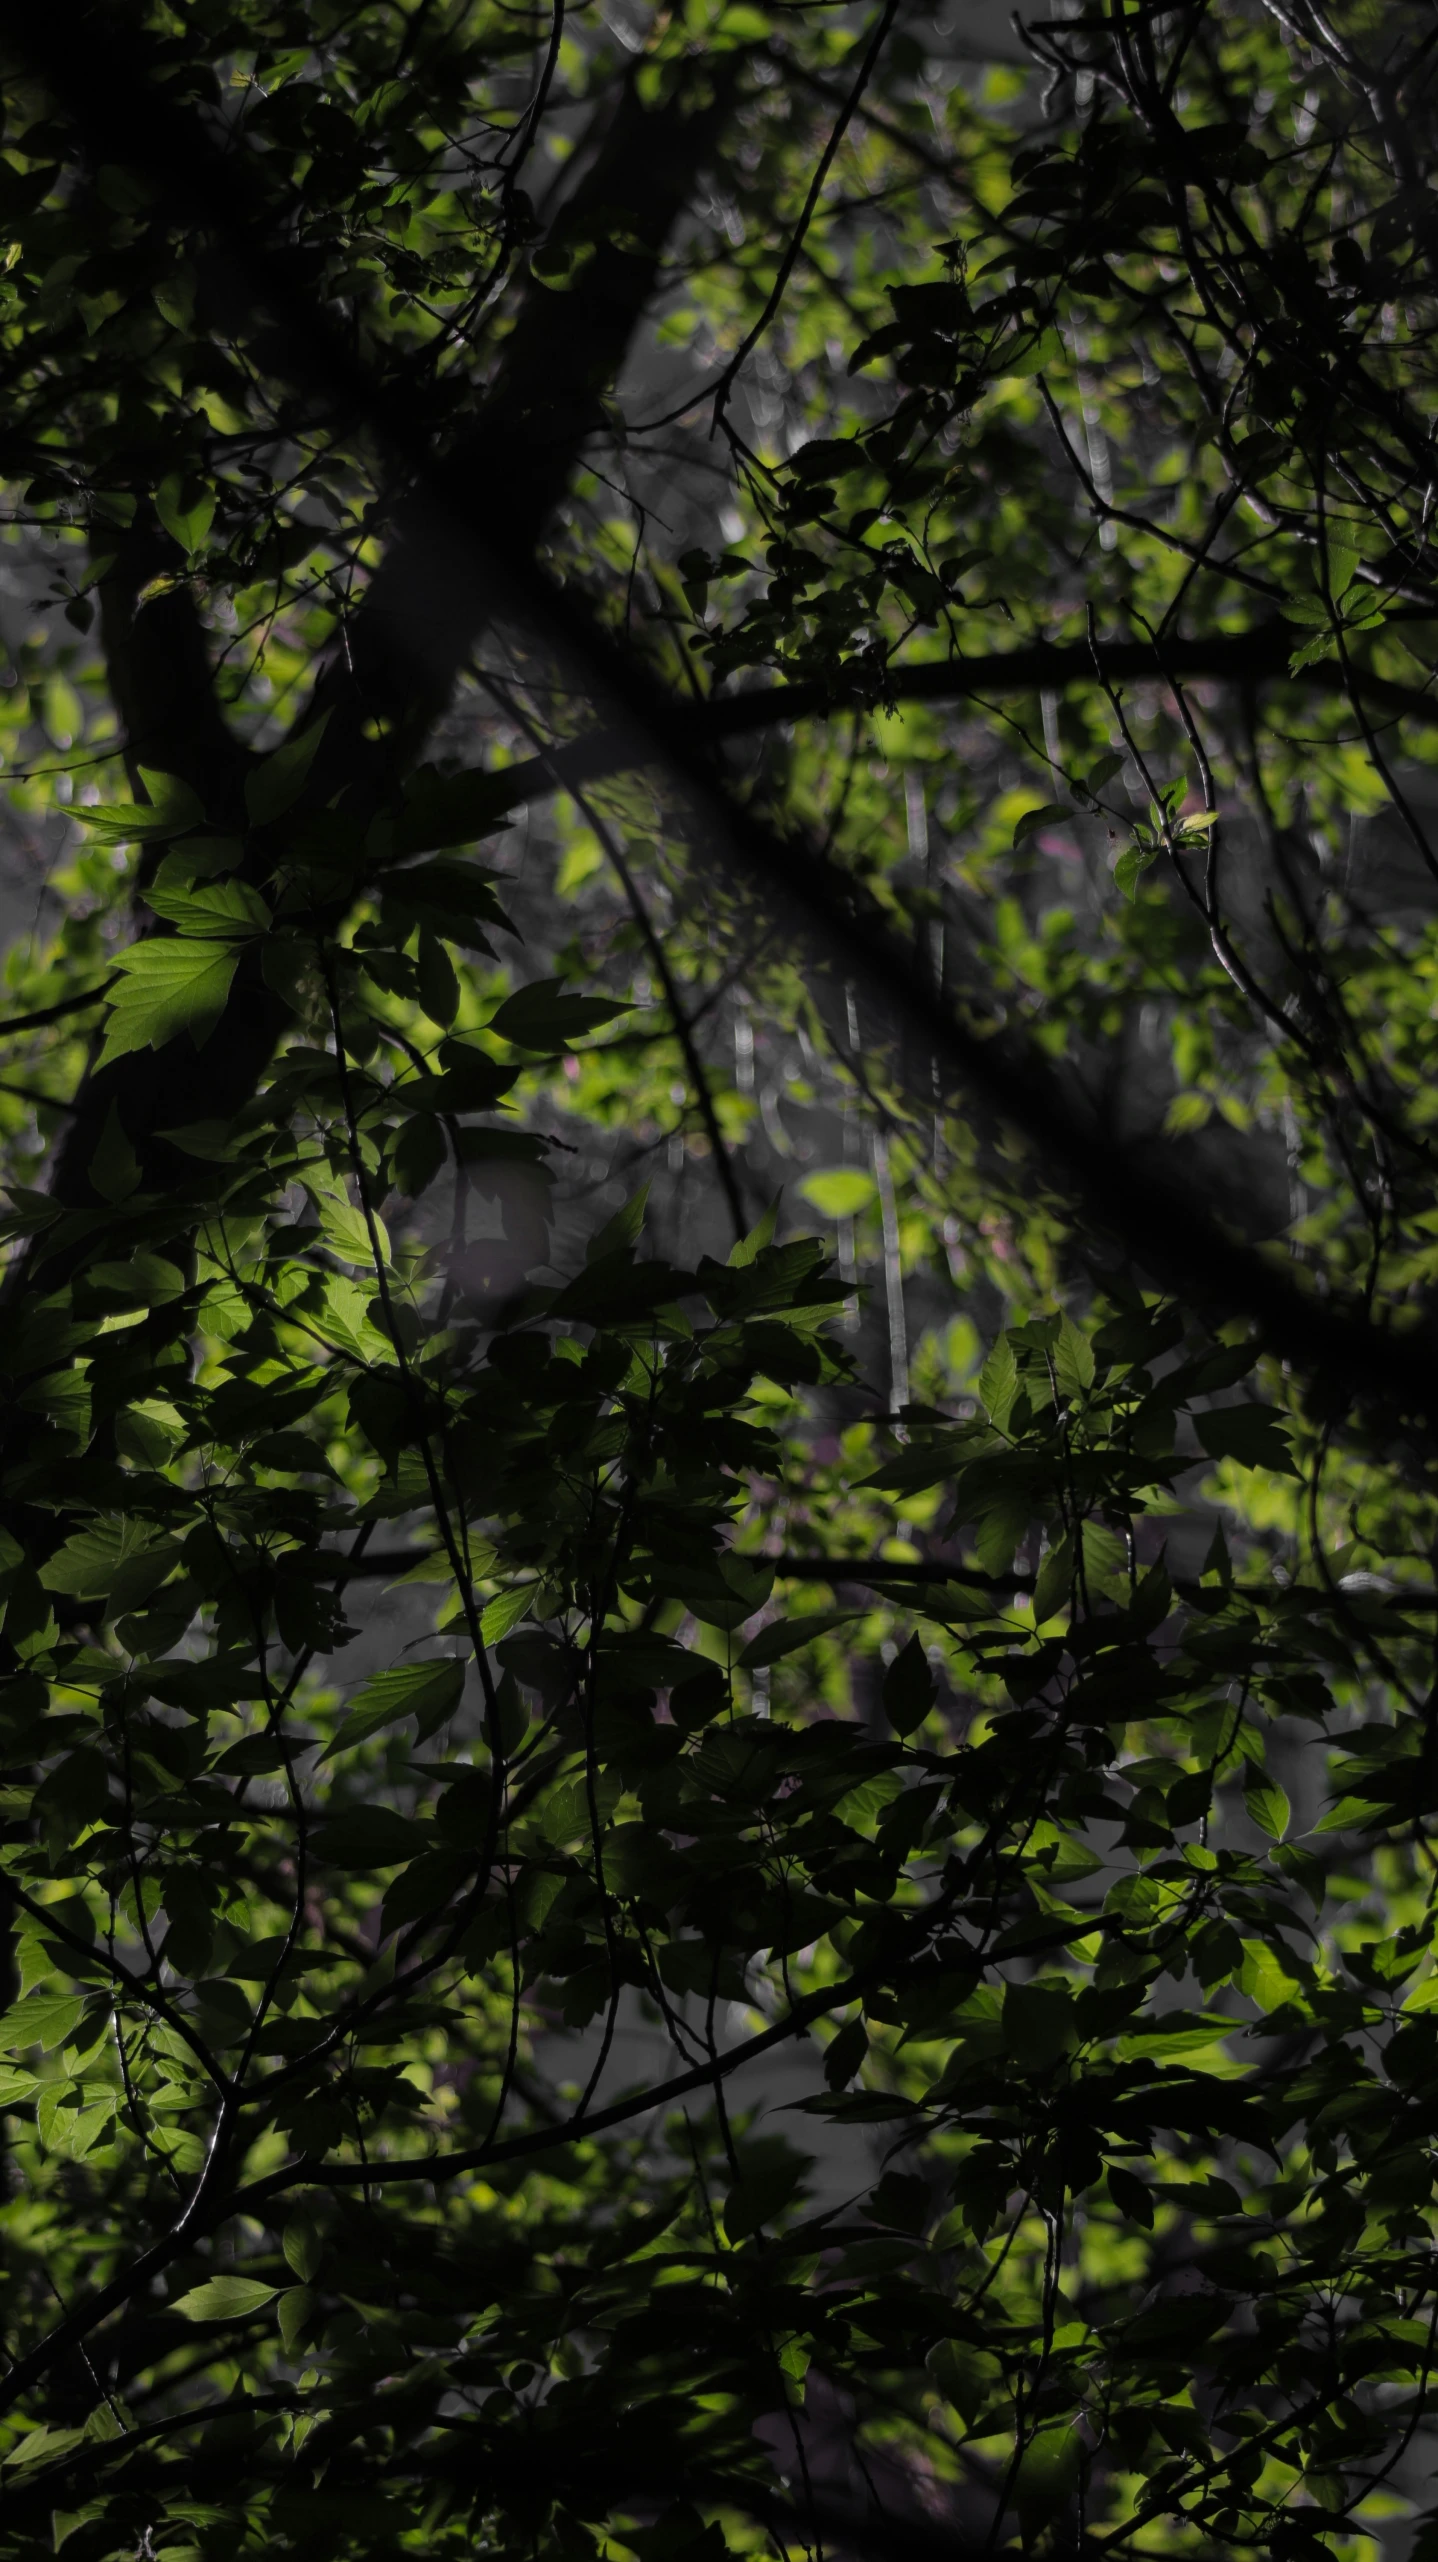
[
  {"left": 1014, "top": 2423, "right": 1082, "bottom": 2520},
  {"left": 283, "top": 2211, "right": 324, "bottom": 2282},
  {"left": 791, "top": 436, "right": 865, "bottom": 482},
  {"left": 1117, "top": 2012, "right": 1234, "bottom": 2061},
  {"left": 657, "top": 1939, "right": 745, "bottom": 2001},
  {"left": 673, "top": 1554, "right": 775, "bottom": 1634},
  {"left": 799, "top": 1168, "right": 877, "bottom": 1219},
  {"left": 155, "top": 476, "right": 216, "bottom": 555},
  {"left": 392, "top": 1114, "right": 447, "bottom": 1201},
  {"left": 1107, "top": 2164, "right": 1155, "bottom": 2228},
  {"left": 487, "top": 978, "right": 632, "bottom": 1050},
  {"left": 929, "top": 2336, "right": 1006, "bottom": 2420},
  {"left": 172, "top": 2277, "right": 282, "bottom": 2323},
  {"left": 1239, "top": 1937, "right": 1303, "bottom": 2013},
  {"left": 867, "top": 2170, "right": 929, "bottom": 2232},
  {"left": 96, "top": 939, "right": 242, "bottom": 1066},
  {"left": 88, "top": 1102, "right": 140, "bottom": 1204},
  {"left": 823, "top": 2016, "right": 867, "bottom": 2091},
  {"left": 480, "top": 1585, "right": 535, "bottom": 1646},
  {"left": 314, "top": 1273, "right": 389, "bottom": 1360},
  {"left": 278, "top": 2287, "right": 318, "bottom": 2353},
  {"left": 136, "top": 767, "right": 206, "bottom": 832},
  {"left": 585, "top": 1187, "right": 649, "bottom": 1263},
  {"left": 730, "top": 1199, "right": 779, "bottom": 1266},
  {"left": 975, "top": 1492, "right": 1030, "bottom": 1578},
  {"left": 978, "top": 1335, "right": 1018, "bottom": 1429},
  {"left": 388, "top": 1545, "right": 475, "bottom": 1587},
  {"left": 311, "top": 1806, "right": 432, "bottom": 1867},
  {"left": 1273, "top": 1840, "right": 1326, "bottom": 1909},
  {"left": 5, "top": 22, "right": 1432, "bottom": 2530},
  {"left": 670, "top": 1663, "right": 728, "bottom": 1733},
  {"left": 40, "top": 1516, "right": 168, "bottom": 1598},
  {"left": 722, "top": 2148, "right": 806, "bottom": 2241},
  {"left": 382, "top": 862, "right": 512, "bottom": 953},
  {"left": 181, "top": 835, "right": 246, "bottom": 878},
  {"left": 1012, "top": 800, "right": 1071, "bottom": 847},
  {"left": 114, "top": 1397, "right": 185, "bottom": 1468},
  {"left": 192, "top": 1977, "right": 254, "bottom": 2047},
  {"left": 145, "top": 1658, "right": 267, "bottom": 1712},
  {"left": 1004, "top": 1981, "right": 1078, "bottom": 2072},
  {"left": 159, "top": 1118, "right": 245, "bottom": 1160},
  {"left": 1053, "top": 1315, "right": 1094, "bottom": 1397},
  {"left": 244, "top": 714, "right": 331, "bottom": 826},
  {"left": 883, "top": 1633, "right": 935, "bottom": 1735},
  {"left": 87, "top": 1253, "right": 186, "bottom": 1307},
  {"left": 1000, "top": 325, "right": 1064, "bottom": 377},
  {"left": 309, "top": 1188, "right": 387, "bottom": 1269},
  {"left": 17, "top": 1363, "right": 91, "bottom": 1446},
  {"left": 0, "top": 1993, "right": 90, "bottom": 2054},
  {"left": 78, "top": 770, "right": 205, "bottom": 842},
  {"left": 1073, "top": 1519, "right": 1124, "bottom": 1600},
  {"left": 416, "top": 933, "right": 460, "bottom": 1027},
  {"left": 49, "top": 2096, "right": 117, "bottom": 2159},
  {"left": 249, "top": 1430, "right": 340, "bottom": 1479},
  {"left": 1031, "top": 1533, "right": 1074, "bottom": 1624},
  {"left": 143, "top": 876, "right": 271, "bottom": 937},
  {"left": 391, "top": 763, "right": 531, "bottom": 856},
  {"left": 1243, "top": 1772, "right": 1291, "bottom": 1840},
  {"left": 1194, "top": 1402, "right": 1299, "bottom": 1476},
  {"left": 1078, "top": 750, "right": 1125, "bottom": 796},
  {"left": 2, "top": 2424, "right": 86, "bottom": 2468},
  {"left": 87, "top": 1250, "right": 185, "bottom": 1311},
  {"left": 1114, "top": 840, "right": 1159, "bottom": 900},
  {"left": 739, "top": 1610, "right": 858, "bottom": 1668},
  {"left": 323, "top": 1656, "right": 467, "bottom": 1757}
]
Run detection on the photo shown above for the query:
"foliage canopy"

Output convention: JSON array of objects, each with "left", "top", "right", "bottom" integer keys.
[{"left": 1, "top": 3, "right": 1438, "bottom": 2560}]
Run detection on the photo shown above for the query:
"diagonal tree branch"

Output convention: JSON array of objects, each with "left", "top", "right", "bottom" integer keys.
[{"left": 302, "top": 50, "right": 747, "bottom": 811}]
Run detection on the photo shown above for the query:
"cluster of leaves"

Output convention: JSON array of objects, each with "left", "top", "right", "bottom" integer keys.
[
  {"left": 3, "top": 3, "right": 1438, "bottom": 2562},
  {"left": 0, "top": 0, "right": 584, "bottom": 618},
  {"left": 4, "top": 861, "right": 1438, "bottom": 2562},
  {"left": 665, "top": 0, "right": 1438, "bottom": 1342}
]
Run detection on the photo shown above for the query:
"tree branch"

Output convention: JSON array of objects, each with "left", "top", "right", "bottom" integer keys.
[
  {"left": 439, "top": 623, "right": 1438, "bottom": 804},
  {"left": 302, "top": 50, "right": 746, "bottom": 812},
  {"left": 689, "top": 628, "right": 1438, "bottom": 737}
]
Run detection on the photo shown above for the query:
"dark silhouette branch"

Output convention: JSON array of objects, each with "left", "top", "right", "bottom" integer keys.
[
  {"left": 690, "top": 629, "right": 1438, "bottom": 736},
  {"left": 440, "top": 622, "right": 1438, "bottom": 801},
  {"left": 0, "top": 979, "right": 120, "bottom": 1039}
]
